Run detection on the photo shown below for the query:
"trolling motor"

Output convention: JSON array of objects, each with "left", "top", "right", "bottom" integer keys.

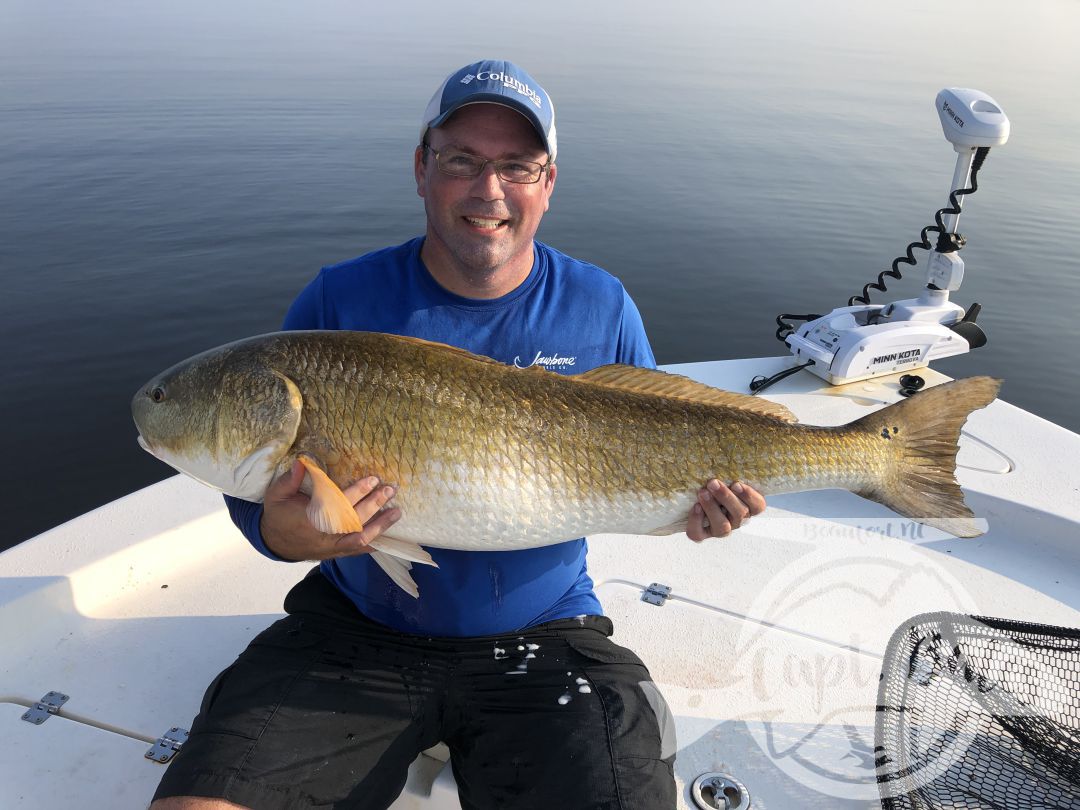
[{"left": 773, "top": 88, "right": 1010, "bottom": 387}]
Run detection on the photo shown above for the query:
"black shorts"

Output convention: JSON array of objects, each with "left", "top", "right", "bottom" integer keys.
[{"left": 153, "top": 569, "right": 676, "bottom": 810}]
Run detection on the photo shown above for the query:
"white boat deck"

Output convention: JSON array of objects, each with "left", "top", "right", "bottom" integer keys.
[{"left": 3, "top": 357, "right": 1079, "bottom": 809}]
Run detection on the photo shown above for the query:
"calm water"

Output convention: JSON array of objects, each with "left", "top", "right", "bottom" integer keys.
[{"left": 3, "top": 0, "right": 1079, "bottom": 551}]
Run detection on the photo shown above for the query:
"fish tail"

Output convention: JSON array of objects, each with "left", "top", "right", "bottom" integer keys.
[{"left": 852, "top": 376, "right": 1002, "bottom": 537}]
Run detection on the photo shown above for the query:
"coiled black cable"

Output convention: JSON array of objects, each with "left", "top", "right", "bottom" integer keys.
[
  {"left": 772, "top": 147, "right": 991, "bottom": 345},
  {"left": 846, "top": 146, "right": 990, "bottom": 306}
]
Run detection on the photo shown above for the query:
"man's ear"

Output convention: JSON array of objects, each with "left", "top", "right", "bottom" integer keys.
[
  {"left": 414, "top": 145, "right": 426, "bottom": 198},
  {"left": 541, "top": 162, "right": 557, "bottom": 212}
]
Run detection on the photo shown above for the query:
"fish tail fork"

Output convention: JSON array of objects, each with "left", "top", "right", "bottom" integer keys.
[{"left": 852, "top": 376, "right": 1002, "bottom": 537}]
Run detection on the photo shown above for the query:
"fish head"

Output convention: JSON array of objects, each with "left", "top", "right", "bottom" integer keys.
[{"left": 132, "top": 340, "right": 304, "bottom": 501}]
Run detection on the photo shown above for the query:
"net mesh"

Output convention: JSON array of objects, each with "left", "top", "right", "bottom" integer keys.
[{"left": 875, "top": 612, "right": 1080, "bottom": 809}]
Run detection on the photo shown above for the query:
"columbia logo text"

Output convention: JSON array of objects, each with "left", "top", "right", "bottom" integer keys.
[{"left": 473, "top": 70, "right": 543, "bottom": 109}]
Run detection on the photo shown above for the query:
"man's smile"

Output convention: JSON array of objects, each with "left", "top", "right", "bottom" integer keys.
[{"left": 463, "top": 215, "right": 509, "bottom": 230}]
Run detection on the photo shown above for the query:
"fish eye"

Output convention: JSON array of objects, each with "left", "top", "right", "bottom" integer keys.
[{"left": 150, "top": 386, "right": 167, "bottom": 403}]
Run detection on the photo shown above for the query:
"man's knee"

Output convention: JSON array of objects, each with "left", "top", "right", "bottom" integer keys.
[{"left": 150, "top": 798, "right": 251, "bottom": 810}]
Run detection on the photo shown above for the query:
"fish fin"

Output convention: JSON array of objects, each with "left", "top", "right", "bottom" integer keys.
[
  {"left": 579, "top": 365, "right": 798, "bottom": 423},
  {"left": 296, "top": 456, "right": 365, "bottom": 535},
  {"left": 387, "top": 334, "right": 510, "bottom": 367},
  {"left": 381, "top": 335, "right": 801, "bottom": 424},
  {"left": 644, "top": 519, "right": 689, "bottom": 536},
  {"left": 854, "top": 377, "right": 1002, "bottom": 538},
  {"left": 369, "top": 551, "right": 420, "bottom": 598},
  {"left": 367, "top": 536, "right": 438, "bottom": 568},
  {"left": 294, "top": 455, "right": 432, "bottom": 596}
]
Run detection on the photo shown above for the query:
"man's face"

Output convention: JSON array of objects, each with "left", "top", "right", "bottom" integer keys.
[{"left": 415, "top": 103, "right": 556, "bottom": 292}]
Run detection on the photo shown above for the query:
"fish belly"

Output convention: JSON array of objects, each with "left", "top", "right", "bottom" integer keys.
[{"left": 387, "top": 477, "right": 700, "bottom": 551}]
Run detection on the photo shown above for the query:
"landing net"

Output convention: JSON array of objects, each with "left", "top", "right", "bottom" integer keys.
[{"left": 875, "top": 612, "right": 1080, "bottom": 809}]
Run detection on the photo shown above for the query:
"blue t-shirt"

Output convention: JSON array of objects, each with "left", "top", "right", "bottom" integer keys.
[{"left": 227, "top": 237, "right": 655, "bottom": 637}]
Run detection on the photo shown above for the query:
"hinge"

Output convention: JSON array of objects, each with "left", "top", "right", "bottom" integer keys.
[
  {"left": 146, "top": 727, "right": 189, "bottom": 763},
  {"left": 641, "top": 582, "right": 672, "bottom": 606},
  {"left": 21, "top": 691, "right": 69, "bottom": 724}
]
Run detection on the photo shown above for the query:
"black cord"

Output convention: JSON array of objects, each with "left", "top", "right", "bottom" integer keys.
[
  {"left": 750, "top": 360, "right": 815, "bottom": 394},
  {"left": 775, "top": 312, "right": 822, "bottom": 342}
]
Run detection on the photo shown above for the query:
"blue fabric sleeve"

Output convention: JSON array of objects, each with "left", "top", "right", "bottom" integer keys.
[
  {"left": 282, "top": 271, "right": 329, "bottom": 330},
  {"left": 617, "top": 288, "right": 657, "bottom": 369},
  {"left": 224, "top": 494, "right": 291, "bottom": 561}
]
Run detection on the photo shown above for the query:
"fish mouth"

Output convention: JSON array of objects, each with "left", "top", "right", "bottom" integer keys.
[{"left": 137, "top": 434, "right": 157, "bottom": 457}]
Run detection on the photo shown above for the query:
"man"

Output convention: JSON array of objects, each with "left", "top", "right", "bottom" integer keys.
[{"left": 153, "top": 60, "right": 765, "bottom": 810}]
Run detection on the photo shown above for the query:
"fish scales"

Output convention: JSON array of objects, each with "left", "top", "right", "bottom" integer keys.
[
  {"left": 133, "top": 330, "right": 1001, "bottom": 595},
  {"left": 275, "top": 335, "right": 736, "bottom": 543},
  {"left": 291, "top": 337, "right": 888, "bottom": 535}
]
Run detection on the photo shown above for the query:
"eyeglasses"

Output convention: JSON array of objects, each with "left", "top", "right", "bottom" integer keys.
[{"left": 422, "top": 143, "right": 551, "bottom": 184}]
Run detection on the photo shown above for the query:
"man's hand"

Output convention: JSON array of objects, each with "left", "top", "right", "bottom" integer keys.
[
  {"left": 260, "top": 460, "right": 401, "bottom": 561},
  {"left": 687, "top": 480, "right": 766, "bottom": 542}
]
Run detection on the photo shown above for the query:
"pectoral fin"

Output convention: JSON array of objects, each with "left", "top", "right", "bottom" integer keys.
[
  {"left": 297, "top": 456, "right": 364, "bottom": 534},
  {"left": 295, "top": 456, "right": 436, "bottom": 598}
]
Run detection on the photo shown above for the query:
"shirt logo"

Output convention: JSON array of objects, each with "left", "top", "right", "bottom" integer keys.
[{"left": 514, "top": 350, "right": 577, "bottom": 370}]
